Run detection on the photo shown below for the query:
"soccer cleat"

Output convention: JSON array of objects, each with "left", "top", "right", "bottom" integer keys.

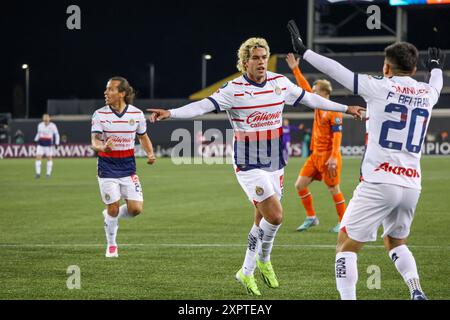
[
  {"left": 105, "top": 245, "right": 118, "bottom": 258},
  {"left": 296, "top": 217, "right": 319, "bottom": 232},
  {"left": 256, "top": 259, "right": 279, "bottom": 288},
  {"left": 330, "top": 223, "right": 341, "bottom": 233},
  {"left": 46, "top": 174, "right": 51, "bottom": 178},
  {"left": 235, "top": 269, "right": 261, "bottom": 296},
  {"left": 35, "top": 174, "right": 40, "bottom": 179},
  {"left": 411, "top": 290, "right": 427, "bottom": 300}
]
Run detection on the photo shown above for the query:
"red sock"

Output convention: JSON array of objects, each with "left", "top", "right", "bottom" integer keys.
[{"left": 298, "top": 188, "right": 315, "bottom": 217}]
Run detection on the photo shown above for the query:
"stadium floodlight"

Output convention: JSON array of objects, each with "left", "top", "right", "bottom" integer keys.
[
  {"left": 201, "top": 53, "right": 212, "bottom": 89},
  {"left": 22, "top": 64, "right": 30, "bottom": 119},
  {"left": 148, "top": 63, "right": 155, "bottom": 99}
]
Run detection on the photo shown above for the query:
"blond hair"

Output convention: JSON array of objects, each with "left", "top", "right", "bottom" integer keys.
[
  {"left": 313, "top": 79, "right": 333, "bottom": 95},
  {"left": 236, "top": 37, "right": 270, "bottom": 73}
]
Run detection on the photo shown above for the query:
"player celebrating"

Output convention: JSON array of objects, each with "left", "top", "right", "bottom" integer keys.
[
  {"left": 34, "top": 113, "right": 60, "bottom": 178},
  {"left": 285, "top": 53, "right": 345, "bottom": 233},
  {"left": 91, "top": 76, "right": 156, "bottom": 258},
  {"left": 147, "top": 37, "right": 364, "bottom": 296},
  {"left": 288, "top": 19, "right": 445, "bottom": 300}
]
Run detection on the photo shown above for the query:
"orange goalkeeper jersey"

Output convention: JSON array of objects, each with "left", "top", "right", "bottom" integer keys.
[{"left": 292, "top": 67, "right": 343, "bottom": 157}]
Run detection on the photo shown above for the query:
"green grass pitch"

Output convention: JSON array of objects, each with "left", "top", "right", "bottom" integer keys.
[{"left": 1, "top": 156, "right": 449, "bottom": 300}]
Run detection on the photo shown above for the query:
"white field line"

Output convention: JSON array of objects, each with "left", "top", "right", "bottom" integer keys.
[{"left": 0, "top": 243, "right": 449, "bottom": 250}]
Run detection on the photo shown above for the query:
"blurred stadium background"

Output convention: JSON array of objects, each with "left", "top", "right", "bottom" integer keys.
[{"left": 1, "top": 0, "right": 450, "bottom": 300}]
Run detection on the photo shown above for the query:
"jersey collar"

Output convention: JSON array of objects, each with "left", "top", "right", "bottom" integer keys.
[
  {"left": 109, "top": 104, "right": 128, "bottom": 118},
  {"left": 243, "top": 74, "right": 267, "bottom": 88}
]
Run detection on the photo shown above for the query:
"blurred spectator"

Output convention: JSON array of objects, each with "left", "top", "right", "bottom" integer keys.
[
  {"left": 0, "top": 124, "right": 8, "bottom": 143},
  {"left": 297, "top": 123, "right": 312, "bottom": 158},
  {"left": 60, "top": 134, "right": 68, "bottom": 144},
  {"left": 14, "top": 130, "right": 25, "bottom": 144},
  {"left": 438, "top": 130, "right": 449, "bottom": 143}
]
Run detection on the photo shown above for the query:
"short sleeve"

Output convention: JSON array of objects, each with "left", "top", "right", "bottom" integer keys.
[
  {"left": 283, "top": 77, "right": 306, "bottom": 106},
  {"left": 208, "top": 82, "right": 234, "bottom": 112},
  {"left": 91, "top": 111, "right": 103, "bottom": 133},
  {"left": 136, "top": 112, "right": 147, "bottom": 135}
]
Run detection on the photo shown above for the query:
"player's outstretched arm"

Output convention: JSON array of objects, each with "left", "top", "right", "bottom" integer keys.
[
  {"left": 147, "top": 98, "right": 216, "bottom": 123},
  {"left": 300, "top": 91, "right": 365, "bottom": 120},
  {"left": 287, "top": 19, "right": 355, "bottom": 92}
]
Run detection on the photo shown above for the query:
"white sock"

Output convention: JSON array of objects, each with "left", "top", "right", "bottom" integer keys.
[
  {"left": 335, "top": 251, "right": 358, "bottom": 300},
  {"left": 242, "top": 224, "right": 262, "bottom": 276},
  {"left": 118, "top": 204, "right": 134, "bottom": 219},
  {"left": 46, "top": 160, "right": 53, "bottom": 176},
  {"left": 35, "top": 160, "right": 41, "bottom": 175},
  {"left": 389, "top": 245, "right": 423, "bottom": 296},
  {"left": 104, "top": 214, "right": 119, "bottom": 247},
  {"left": 258, "top": 218, "right": 281, "bottom": 263}
]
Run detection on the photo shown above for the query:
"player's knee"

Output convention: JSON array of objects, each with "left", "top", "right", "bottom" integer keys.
[
  {"left": 295, "top": 180, "right": 305, "bottom": 191},
  {"left": 107, "top": 204, "right": 120, "bottom": 217},
  {"left": 327, "top": 184, "right": 340, "bottom": 194},
  {"left": 268, "top": 209, "right": 283, "bottom": 225},
  {"left": 128, "top": 204, "right": 143, "bottom": 216}
]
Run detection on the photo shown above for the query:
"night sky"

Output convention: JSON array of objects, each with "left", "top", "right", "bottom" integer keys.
[{"left": 2, "top": 0, "right": 450, "bottom": 117}]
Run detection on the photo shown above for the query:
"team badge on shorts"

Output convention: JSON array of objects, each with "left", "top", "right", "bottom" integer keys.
[
  {"left": 128, "top": 118, "right": 135, "bottom": 126},
  {"left": 255, "top": 186, "right": 264, "bottom": 196},
  {"left": 105, "top": 193, "right": 110, "bottom": 201},
  {"left": 274, "top": 86, "right": 282, "bottom": 95},
  {"left": 335, "top": 117, "right": 341, "bottom": 124}
]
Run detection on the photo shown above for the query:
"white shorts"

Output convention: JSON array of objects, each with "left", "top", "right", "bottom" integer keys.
[
  {"left": 341, "top": 181, "right": 420, "bottom": 242},
  {"left": 36, "top": 145, "right": 54, "bottom": 157},
  {"left": 235, "top": 168, "right": 284, "bottom": 204},
  {"left": 97, "top": 174, "right": 143, "bottom": 205}
]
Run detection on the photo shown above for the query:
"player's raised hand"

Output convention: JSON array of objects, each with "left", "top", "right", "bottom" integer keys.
[
  {"left": 346, "top": 106, "right": 366, "bottom": 120},
  {"left": 285, "top": 53, "right": 300, "bottom": 70},
  {"left": 424, "top": 47, "right": 446, "bottom": 71},
  {"left": 146, "top": 108, "right": 171, "bottom": 123},
  {"left": 287, "top": 20, "right": 307, "bottom": 56}
]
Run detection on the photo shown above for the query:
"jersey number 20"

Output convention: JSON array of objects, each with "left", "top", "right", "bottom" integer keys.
[{"left": 379, "top": 103, "right": 429, "bottom": 153}]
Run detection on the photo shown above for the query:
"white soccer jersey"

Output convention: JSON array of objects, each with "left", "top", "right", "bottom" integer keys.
[
  {"left": 208, "top": 71, "right": 305, "bottom": 171},
  {"left": 355, "top": 73, "right": 440, "bottom": 190},
  {"left": 91, "top": 105, "right": 147, "bottom": 178},
  {"left": 34, "top": 122, "right": 60, "bottom": 146}
]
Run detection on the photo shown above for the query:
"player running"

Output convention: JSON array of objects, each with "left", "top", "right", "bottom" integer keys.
[
  {"left": 34, "top": 113, "right": 60, "bottom": 178},
  {"left": 285, "top": 53, "right": 346, "bottom": 233},
  {"left": 288, "top": 19, "right": 445, "bottom": 300},
  {"left": 147, "top": 37, "right": 364, "bottom": 296},
  {"left": 91, "top": 76, "right": 156, "bottom": 258}
]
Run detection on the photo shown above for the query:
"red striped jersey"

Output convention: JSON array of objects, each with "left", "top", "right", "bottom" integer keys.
[
  {"left": 208, "top": 71, "right": 305, "bottom": 171},
  {"left": 91, "top": 105, "right": 146, "bottom": 178}
]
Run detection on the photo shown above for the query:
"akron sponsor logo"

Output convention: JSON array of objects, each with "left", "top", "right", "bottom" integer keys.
[{"left": 374, "top": 162, "right": 420, "bottom": 178}]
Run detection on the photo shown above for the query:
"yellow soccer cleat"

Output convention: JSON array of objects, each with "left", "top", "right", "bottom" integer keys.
[
  {"left": 256, "top": 259, "right": 279, "bottom": 288},
  {"left": 235, "top": 269, "right": 261, "bottom": 296}
]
